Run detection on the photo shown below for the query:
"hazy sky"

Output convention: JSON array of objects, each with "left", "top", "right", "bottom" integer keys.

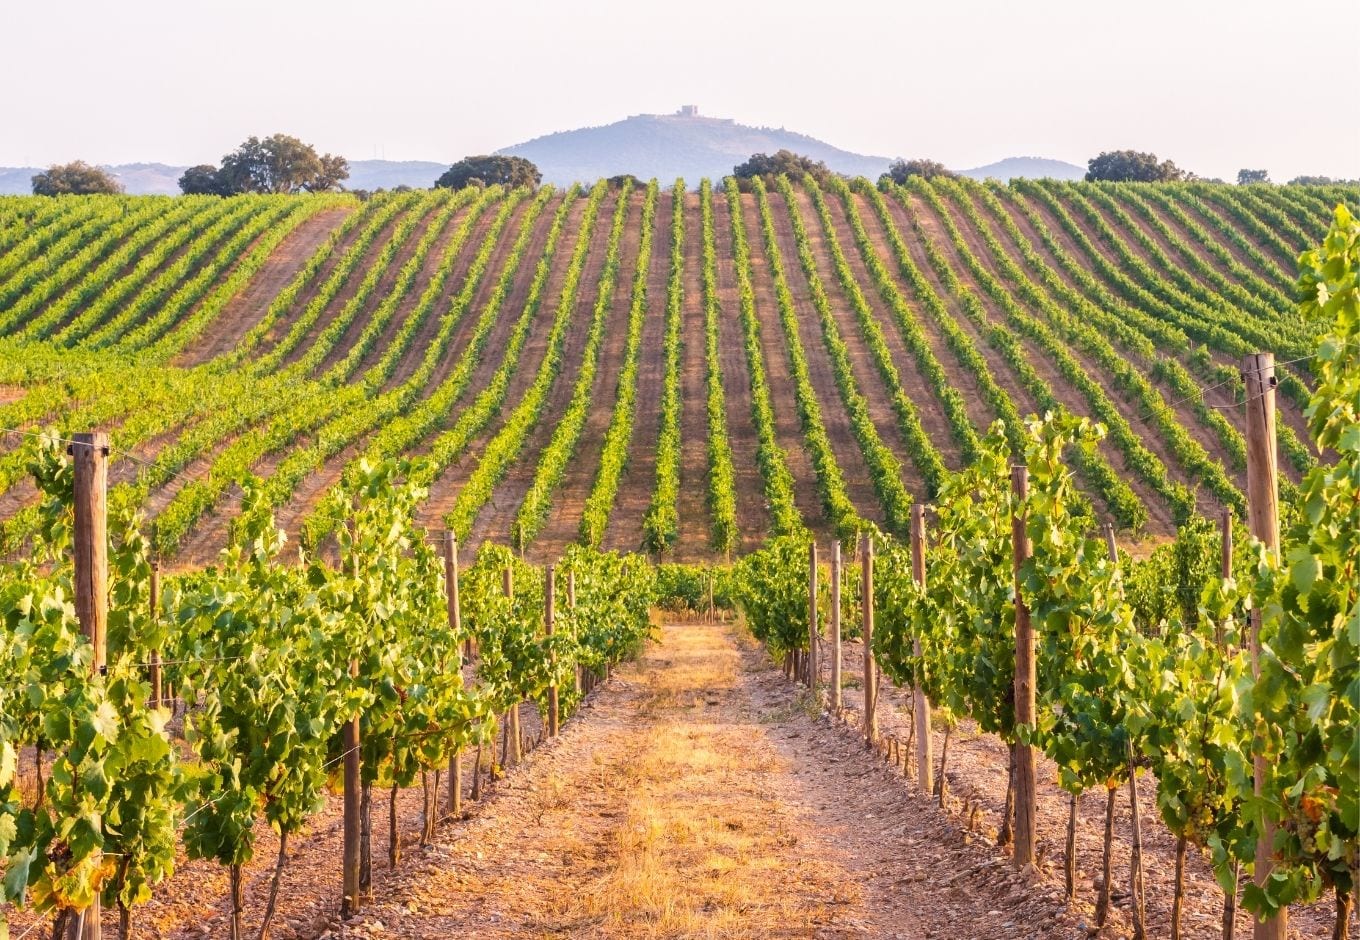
[{"left": 3, "top": 0, "right": 1357, "bottom": 182}]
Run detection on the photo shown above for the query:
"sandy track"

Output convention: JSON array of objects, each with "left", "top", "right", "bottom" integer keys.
[{"left": 340, "top": 621, "right": 1081, "bottom": 939}]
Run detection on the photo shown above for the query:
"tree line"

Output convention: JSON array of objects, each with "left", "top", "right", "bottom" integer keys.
[{"left": 25, "top": 139, "right": 1354, "bottom": 195}]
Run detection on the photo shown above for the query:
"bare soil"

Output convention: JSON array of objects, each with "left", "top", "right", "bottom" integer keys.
[
  {"left": 463, "top": 190, "right": 621, "bottom": 553},
  {"left": 723, "top": 193, "right": 827, "bottom": 535},
  {"left": 601, "top": 188, "right": 672, "bottom": 556},
  {"left": 179, "top": 205, "right": 354, "bottom": 366},
  {"left": 833, "top": 635, "right": 1341, "bottom": 940},
  {"left": 532, "top": 188, "right": 647, "bottom": 560},
  {"left": 336, "top": 621, "right": 1087, "bottom": 939},
  {"left": 760, "top": 189, "right": 886, "bottom": 525}
]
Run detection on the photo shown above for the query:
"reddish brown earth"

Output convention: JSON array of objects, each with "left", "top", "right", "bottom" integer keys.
[
  {"left": 670, "top": 191, "right": 723, "bottom": 560},
  {"left": 600, "top": 189, "right": 672, "bottom": 556},
  {"left": 760, "top": 189, "right": 886, "bottom": 525},
  {"left": 533, "top": 188, "right": 647, "bottom": 560},
  {"left": 724, "top": 193, "right": 828, "bottom": 535},
  {"left": 415, "top": 195, "right": 588, "bottom": 535},
  {"left": 179, "top": 204, "right": 354, "bottom": 366},
  {"left": 462, "top": 190, "right": 621, "bottom": 554},
  {"left": 833, "top": 635, "right": 1339, "bottom": 940}
]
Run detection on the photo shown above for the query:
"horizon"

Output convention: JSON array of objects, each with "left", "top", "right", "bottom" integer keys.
[{"left": 3, "top": 0, "right": 1357, "bottom": 184}]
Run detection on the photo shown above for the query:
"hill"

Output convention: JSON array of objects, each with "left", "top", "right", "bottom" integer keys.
[
  {"left": 346, "top": 159, "right": 448, "bottom": 191},
  {"left": 958, "top": 156, "right": 1086, "bottom": 181},
  {"left": 496, "top": 108, "right": 892, "bottom": 185}
]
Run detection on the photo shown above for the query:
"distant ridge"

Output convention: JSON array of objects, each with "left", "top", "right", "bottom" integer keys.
[
  {"left": 958, "top": 156, "right": 1086, "bottom": 181},
  {"left": 496, "top": 107, "right": 892, "bottom": 185}
]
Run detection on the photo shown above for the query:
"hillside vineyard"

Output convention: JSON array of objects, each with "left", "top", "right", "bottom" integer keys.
[{"left": 0, "top": 178, "right": 1354, "bottom": 567}]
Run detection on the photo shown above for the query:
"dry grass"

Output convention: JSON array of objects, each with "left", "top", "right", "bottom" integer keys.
[{"left": 533, "top": 623, "right": 855, "bottom": 938}]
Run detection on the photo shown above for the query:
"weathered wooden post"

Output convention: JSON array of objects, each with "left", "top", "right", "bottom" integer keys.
[
  {"left": 831, "top": 542, "right": 842, "bottom": 710},
  {"left": 861, "top": 532, "right": 876, "bottom": 746},
  {"left": 807, "top": 542, "right": 819, "bottom": 691},
  {"left": 1243, "top": 353, "right": 1285, "bottom": 940},
  {"left": 546, "top": 566, "right": 559, "bottom": 737},
  {"left": 910, "top": 505, "right": 934, "bottom": 796},
  {"left": 148, "top": 561, "right": 162, "bottom": 708},
  {"left": 502, "top": 566, "right": 521, "bottom": 764},
  {"left": 342, "top": 658, "right": 361, "bottom": 918},
  {"left": 444, "top": 532, "right": 463, "bottom": 819},
  {"left": 68, "top": 432, "right": 108, "bottom": 940},
  {"left": 1011, "top": 465, "right": 1037, "bottom": 871}
]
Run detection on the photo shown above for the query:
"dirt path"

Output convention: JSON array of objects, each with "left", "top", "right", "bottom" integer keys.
[{"left": 340, "top": 621, "right": 1077, "bottom": 939}]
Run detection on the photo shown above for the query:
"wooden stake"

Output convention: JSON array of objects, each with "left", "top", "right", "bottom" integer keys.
[
  {"left": 1011, "top": 464, "right": 1037, "bottom": 872},
  {"left": 546, "top": 566, "right": 559, "bottom": 737},
  {"left": 1103, "top": 522, "right": 1118, "bottom": 574},
  {"left": 706, "top": 569, "right": 714, "bottom": 622},
  {"left": 910, "top": 505, "right": 934, "bottom": 796},
  {"left": 1243, "top": 352, "right": 1285, "bottom": 940},
  {"left": 831, "top": 543, "right": 842, "bottom": 710},
  {"left": 861, "top": 532, "right": 876, "bottom": 746},
  {"left": 148, "top": 561, "right": 162, "bottom": 709},
  {"left": 69, "top": 432, "right": 108, "bottom": 940},
  {"left": 342, "top": 658, "right": 361, "bottom": 919},
  {"left": 1128, "top": 740, "right": 1147, "bottom": 940},
  {"left": 807, "top": 541, "right": 819, "bottom": 692},
  {"left": 444, "top": 532, "right": 464, "bottom": 814},
  {"left": 1218, "top": 507, "right": 1233, "bottom": 648}
]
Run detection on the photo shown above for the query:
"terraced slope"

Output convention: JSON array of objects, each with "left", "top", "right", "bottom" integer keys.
[{"left": 0, "top": 181, "right": 1352, "bottom": 565}]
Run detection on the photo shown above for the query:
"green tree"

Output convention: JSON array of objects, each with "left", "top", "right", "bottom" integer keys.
[
  {"left": 1288, "top": 174, "right": 1356, "bottom": 185},
  {"left": 732, "top": 149, "right": 832, "bottom": 186},
  {"left": 177, "top": 164, "right": 224, "bottom": 195},
  {"left": 185, "top": 134, "right": 350, "bottom": 195},
  {"left": 1237, "top": 168, "right": 1271, "bottom": 185},
  {"left": 435, "top": 155, "right": 541, "bottom": 190},
  {"left": 1085, "top": 150, "right": 1186, "bottom": 182},
  {"left": 31, "top": 161, "right": 123, "bottom": 195},
  {"left": 879, "top": 158, "right": 955, "bottom": 187}
]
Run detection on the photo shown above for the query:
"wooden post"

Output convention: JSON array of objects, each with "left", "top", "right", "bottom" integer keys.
[
  {"left": 1217, "top": 507, "right": 1233, "bottom": 648},
  {"left": 861, "top": 532, "right": 876, "bottom": 746},
  {"left": 502, "top": 566, "right": 521, "bottom": 763},
  {"left": 342, "top": 659, "right": 361, "bottom": 918},
  {"left": 444, "top": 532, "right": 463, "bottom": 818},
  {"left": 148, "top": 561, "right": 162, "bottom": 709},
  {"left": 807, "top": 542, "right": 819, "bottom": 691},
  {"left": 1128, "top": 740, "right": 1147, "bottom": 939},
  {"left": 707, "top": 569, "right": 715, "bottom": 621},
  {"left": 910, "top": 505, "right": 934, "bottom": 796},
  {"left": 1011, "top": 465, "right": 1037, "bottom": 872},
  {"left": 68, "top": 432, "right": 108, "bottom": 940},
  {"left": 1103, "top": 523, "right": 1119, "bottom": 573},
  {"left": 831, "top": 543, "right": 842, "bottom": 710},
  {"left": 1242, "top": 353, "right": 1285, "bottom": 940},
  {"left": 545, "top": 566, "right": 559, "bottom": 737}
]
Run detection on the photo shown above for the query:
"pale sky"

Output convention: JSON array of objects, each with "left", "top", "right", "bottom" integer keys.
[{"left": 3, "top": 0, "right": 1357, "bottom": 182}]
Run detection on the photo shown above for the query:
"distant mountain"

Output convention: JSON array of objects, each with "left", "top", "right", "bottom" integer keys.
[
  {"left": 496, "top": 107, "right": 892, "bottom": 185},
  {"left": 0, "top": 163, "right": 189, "bottom": 195},
  {"left": 0, "top": 160, "right": 449, "bottom": 196},
  {"left": 0, "top": 145, "right": 1087, "bottom": 198},
  {"left": 958, "top": 156, "right": 1086, "bottom": 181},
  {"left": 346, "top": 160, "right": 447, "bottom": 191}
]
